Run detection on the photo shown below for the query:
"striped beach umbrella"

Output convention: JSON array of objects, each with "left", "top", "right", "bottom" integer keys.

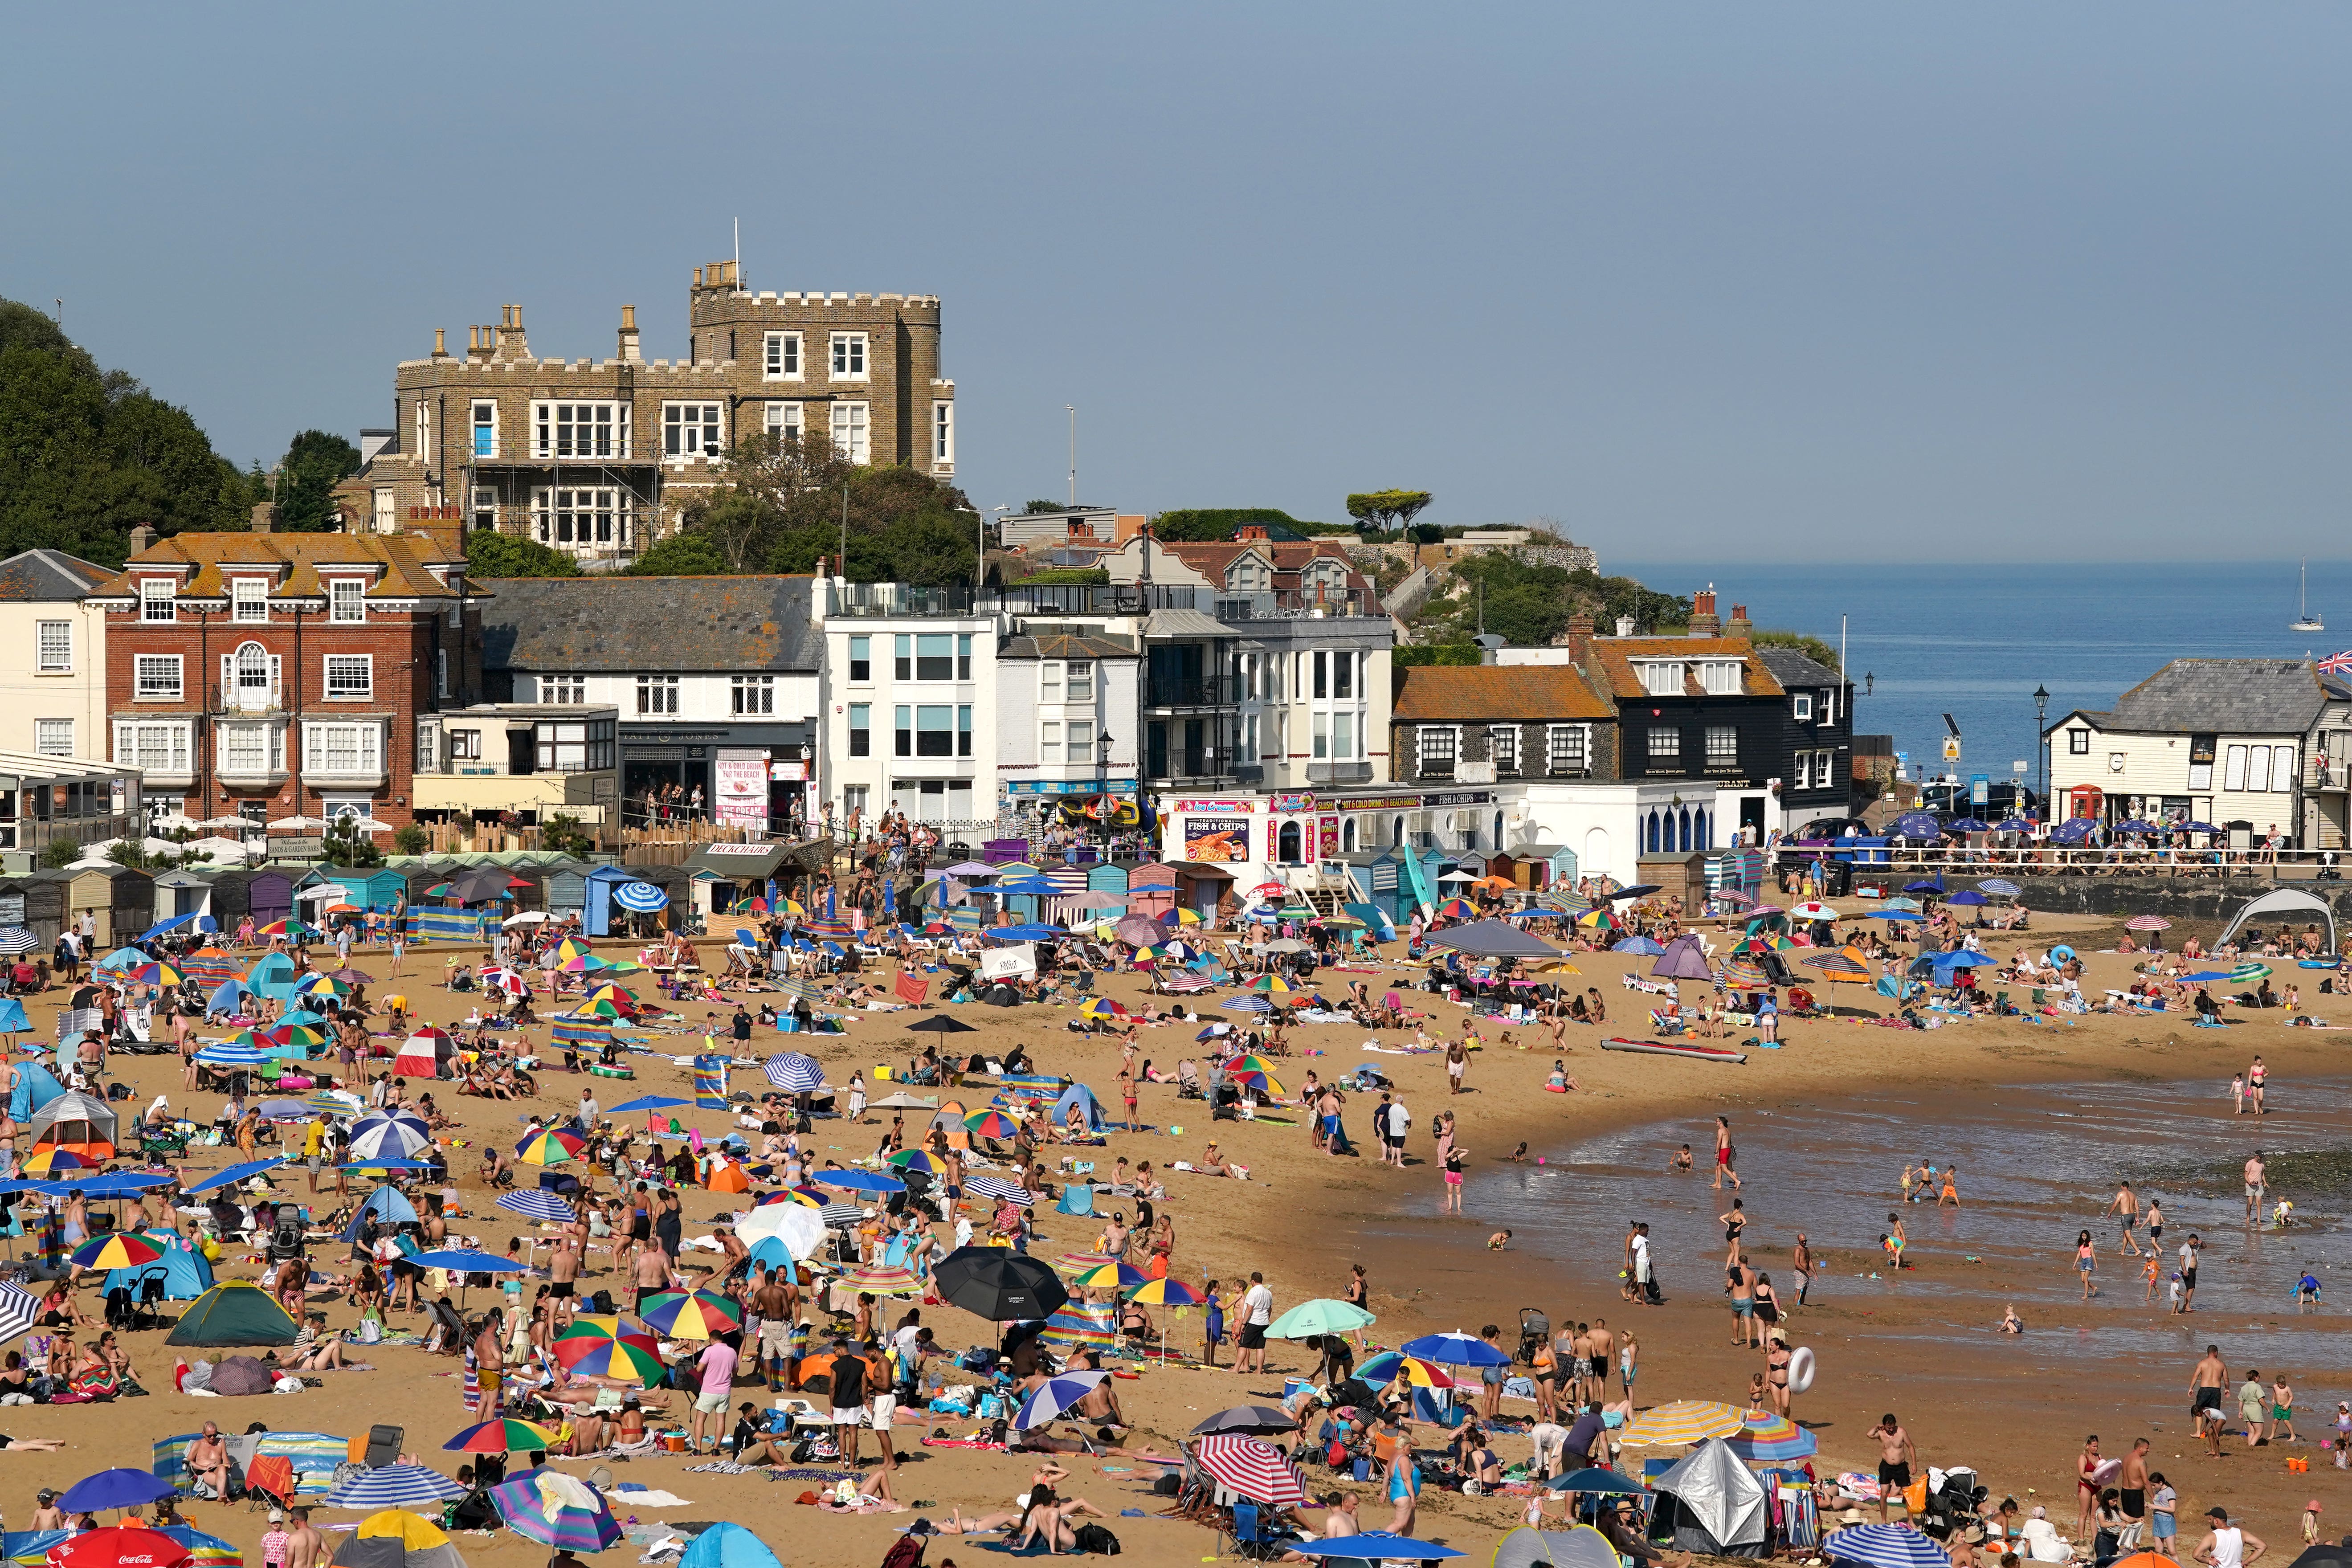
[
  {"left": 763, "top": 1052, "right": 825, "bottom": 1092},
  {"left": 196, "top": 1041, "right": 271, "bottom": 1067},
  {"left": 305, "top": 1089, "right": 365, "bottom": 1119},
  {"left": 963, "top": 1172, "right": 1032, "bottom": 1205},
  {"left": 1719, "top": 957, "right": 1770, "bottom": 990},
  {"left": 294, "top": 974, "right": 349, "bottom": 998},
  {"left": 887, "top": 1151, "right": 948, "bottom": 1176},
  {"left": 255, "top": 919, "right": 311, "bottom": 939},
  {"left": 1220, "top": 994, "right": 1274, "bottom": 1014},
  {"left": 0, "top": 928, "right": 39, "bottom": 956},
  {"left": 2230, "top": 962, "right": 2271, "bottom": 983},
  {"left": 20, "top": 1149, "right": 88, "bottom": 1175},
  {"left": 348, "top": 1111, "right": 431, "bottom": 1161},
  {"left": 554, "top": 1321, "right": 664, "bottom": 1386},
  {"left": 635, "top": 1290, "right": 743, "bottom": 1340},
  {"left": 1819, "top": 1524, "right": 1952, "bottom": 1568},
  {"left": 613, "top": 881, "right": 668, "bottom": 914},
  {"left": 1127, "top": 1276, "right": 1203, "bottom": 1307},
  {"left": 1620, "top": 1399, "right": 1747, "bottom": 1446},
  {"left": 1433, "top": 898, "right": 1478, "bottom": 920},
  {"left": 70, "top": 1232, "right": 163, "bottom": 1270},
  {"left": 1070, "top": 1259, "right": 1150, "bottom": 1294},
  {"left": 322, "top": 1462, "right": 468, "bottom": 1509},
  {"left": 489, "top": 1466, "right": 621, "bottom": 1552},
  {"left": 834, "top": 1265, "right": 922, "bottom": 1296},
  {"left": 514, "top": 1129, "right": 584, "bottom": 1167},
  {"left": 1013, "top": 1371, "right": 1109, "bottom": 1429},
  {"left": 496, "top": 1190, "right": 576, "bottom": 1224},
  {"left": 1078, "top": 997, "right": 1129, "bottom": 1020},
  {"left": 1193, "top": 1433, "right": 1311, "bottom": 1507},
  {"left": 443, "top": 1417, "right": 559, "bottom": 1454},
  {"left": 129, "top": 961, "right": 188, "bottom": 988},
  {"left": 1803, "top": 949, "right": 1871, "bottom": 983},
  {"left": 2125, "top": 915, "right": 2172, "bottom": 931},
  {"left": 1247, "top": 973, "right": 1293, "bottom": 995},
  {"left": 160, "top": 1526, "right": 242, "bottom": 1568},
  {"left": 1354, "top": 1351, "right": 1456, "bottom": 1388},
  {"left": 1728, "top": 1410, "right": 1819, "bottom": 1462}
]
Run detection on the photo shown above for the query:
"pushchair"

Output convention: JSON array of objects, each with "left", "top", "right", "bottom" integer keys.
[{"left": 1517, "top": 1307, "right": 1551, "bottom": 1366}]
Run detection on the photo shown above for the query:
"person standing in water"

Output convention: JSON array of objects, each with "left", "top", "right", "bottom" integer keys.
[
  {"left": 2109, "top": 1183, "right": 2144, "bottom": 1257},
  {"left": 1713, "top": 1117, "right": 1741, "bottom": 1191},
  {"left": 2247, "top": 1058, "right": 2268, "bottom": 1116},
  {"left": 2245, "top": 1152, "right": 2267, "bottom": 1221}
]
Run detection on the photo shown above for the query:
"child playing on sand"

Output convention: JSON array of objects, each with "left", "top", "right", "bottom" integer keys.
[{"left": 1671, "top": 1145, "right": 1693, "bottom": 1173}]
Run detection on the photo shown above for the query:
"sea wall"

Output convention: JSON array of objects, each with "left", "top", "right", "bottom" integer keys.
[{"left": 2013, "top": 875, "right": 2346, "bottom": 920}]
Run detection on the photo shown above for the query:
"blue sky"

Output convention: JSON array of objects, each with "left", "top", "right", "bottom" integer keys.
[{"left": 5, "top": 4, "right": 2349, "bottom": 558}]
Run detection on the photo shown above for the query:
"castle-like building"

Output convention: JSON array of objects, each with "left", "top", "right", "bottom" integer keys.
[{"left": 343, "top": 260, "right": 954, "bottom": 567}]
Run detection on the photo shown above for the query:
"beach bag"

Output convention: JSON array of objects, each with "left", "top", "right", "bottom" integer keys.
[
  {"left": 1903, "top": 1480, "right": 1928, "bottom": 1514},
  {"left": 359, "top": 1317, "right": 383, "bottom": 1345},
  {"left": 1073, "top": 1525, "right": 1120, "bottom": 1556},
  {"left": 879, "top": 1531, "right": 927, "bottom": 1568}
]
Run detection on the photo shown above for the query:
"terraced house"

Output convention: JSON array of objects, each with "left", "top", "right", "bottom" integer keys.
[{"left": 90, "top": 506, "right": 478, "bottom": 829}]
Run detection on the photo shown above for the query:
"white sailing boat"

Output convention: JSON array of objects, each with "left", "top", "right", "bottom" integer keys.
[{"left": 2293, "top": 558, "right": 2324, "bottom": 633}]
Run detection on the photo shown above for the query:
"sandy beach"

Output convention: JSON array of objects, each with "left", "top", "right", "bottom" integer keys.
[{"left": 11, "top": 900, "right": 2348, "bottom": 1568}]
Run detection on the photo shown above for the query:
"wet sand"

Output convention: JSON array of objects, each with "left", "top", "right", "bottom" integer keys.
[{"left": 12, "top": 902, "right": 2352, "bottom": 1565}]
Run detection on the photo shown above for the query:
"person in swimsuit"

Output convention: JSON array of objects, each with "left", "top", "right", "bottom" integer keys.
[
  {"left": 2147, "top": 1198, "right": 2165, "bottom": 1253},
  {"left": 1764, "top": 1326, "right": 1793, "bottom": 1417},
  {"left": 2109, "top": 1184, "right": 2143, "bottom": 1256},
  {"left": 2077, "top": 1435, "right": 2103, "bottom": 1544},
  {"left": 1713, "top": 1116, "right": 1740, "bottom": 1191},
  {"left": 2119, "top": 1438, "right": 2151, "bottom": 1550},
  {"left": 1384, "top": 1445, "right": 1420, "bottom": 1534},
  {"left": 1719, "top": 1199, "right": 1746, "bottom": 1271},
  {"left": 1870, "top": 1413, "right": 1915, "bottom": 1523}
]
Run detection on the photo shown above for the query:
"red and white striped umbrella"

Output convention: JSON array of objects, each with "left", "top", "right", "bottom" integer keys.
[{"left": 1193, "top": 1434, "right": 1310, "bottom": 1507}]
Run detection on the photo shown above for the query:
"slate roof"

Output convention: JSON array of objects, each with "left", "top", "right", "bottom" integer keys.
[
  {"left": 2070, "top": 659, "right": 2344, "bottom": 736},
  {"left": 0, "top": 550, "right": 111, "bottom": 601},
  {"left": 1590, "top": 637, "right": 1784, "bottom": 700},
  {"left": 1753, "top": 645, "right": 1844, "bottom": 689},
  {"left": 479, "top": 575, "right": 821, "bottom": 673},
  {"left": 1393, "top": 665, "right": 1613, "bottom": 723},
  {"left": 92, "top": 531, "right": 465, "bottom": 600}
]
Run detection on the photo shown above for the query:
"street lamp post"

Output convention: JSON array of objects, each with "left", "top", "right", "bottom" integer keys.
[{"left": 2033, "top": 684, "right": 2050, "bottom": 821}]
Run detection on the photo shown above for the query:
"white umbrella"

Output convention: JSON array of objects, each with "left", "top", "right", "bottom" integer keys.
[
  {"left": 182, "top": 837, "right": 257, "bottom": 861},
  {"left": 1438, "top": 870, "right": 1479, "bottom": 883},
  {"left": 149, "top": 813, "right": 204, "bottom": 833},
  {"left": 342, "top": 818, "right": 397, "bottom": 834},
  {"left": 502, "top": 911, "right": 550, "bottom": 928},
  {"left": 268, "top": 815, "right": 331, "bottom": 831},
  {"left": 200, "top": 816, "right": 257, "bottom": 830},
  {"left": 734, "top": 1198, "right": 826, "bottom": 1258}
]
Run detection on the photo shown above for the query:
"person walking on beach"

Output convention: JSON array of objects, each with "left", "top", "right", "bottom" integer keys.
[
  {"left": 2193, "top": 1506, "right": 2264, "bottom": 1568},
  {"left": 1793, "top": 1233, "right": 1815, "bottom": 1307},
  {"left": 2179, "top": 1234, "right": 2203, "bottom": 1311},
  {"left": 1713, "top": 1117, "right": 1740, "bottom": 1191},
  {"left": 1719, "top": 1198, "right": 1746, "bottom": 1273},
  {"left": 2147, "top": 1196, "right": 2165, "bottom": 1256},
  {"left": 2191, "top": 1345, "right": 2228, "bottom": 1455},
  {"left": 2109, "top": 1183, "right": 2144, "bottom": 1256},
  {"left": 2271, "top": 1374, "right": 2297, "bottom": 1445},
  {"left": 2248, "top": 1057, "right": 2267, "bottom": 1115},
  {"left": 2245, "top": 1153, "right": 2267, "bottom": 1221},
  {"left": 1870, "top": 1413, "right": 1916, "bottom": 1523},
  {"left": 1445, "top": 1037, "right": 1468, "bottom": 1096},
  {"left": 1440, "top": 1138, "right": 1466, "bottom": 1214},
  {"left": 1633, "top": 1222, "right": 1658, "bottom": 1305},
  {"left": 2240, "top": 1369, "right": 2270, "bottom": 1448},
  {"left": 2076, "top": 1230, "right": 2099, "bottom": 1301}
]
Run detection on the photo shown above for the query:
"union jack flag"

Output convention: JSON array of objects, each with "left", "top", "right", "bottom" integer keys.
[{"left": 2319, "top": 650, "right": 2352, "bottom": 677}]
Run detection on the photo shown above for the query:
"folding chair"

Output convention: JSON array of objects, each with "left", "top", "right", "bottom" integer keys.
[
  {"left": 363, "top": 1424, "right": 404, "bottom": 1469},
  {"left": 1219, "top": 1500, "right": 1270, "bottom": 1558},
  {"left": 243, "top": 1454, "right": 295, "bottom": 1514}
]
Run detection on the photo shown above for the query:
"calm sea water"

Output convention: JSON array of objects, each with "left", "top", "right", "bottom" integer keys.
[{"left": 1613, "top": 559, "right": 2352, "bottom": 800}]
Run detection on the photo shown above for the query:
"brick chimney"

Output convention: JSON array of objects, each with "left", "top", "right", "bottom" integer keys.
[
  {"left": 617, "top": 304, "right": 641, "bottom": 363},
  {"left": 1727, "top": 603, "right": 1754, "bottom": 641},
  {"left": 1689, "top": 585, "right": 1720, "bottom": 638},
  {"left": 1566, "top": 612, "right": 1595, "bottom": 664},
  {"left": 1237, "top": 525, "right": 1269, "bottom": 541},
  {"left": 251, "top": 502, "right": 278, "bottom": 535},
  {"left": 127, "top": 523, "right": 157, "bottom": 557},
  {"left": 493, "top": 304, "right": 527, "bottom": 359}
]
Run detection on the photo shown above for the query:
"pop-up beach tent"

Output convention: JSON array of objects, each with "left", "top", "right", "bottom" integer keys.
[
  {"left": 1650, "top": 1438, "right": 1768, "bottom": 1557},
  {"left": 2215, "top": 887, "right": 2336, "bottom": 953},
  {"left": 166, "top": 1279, "right": 298, "bottom": 1346}
]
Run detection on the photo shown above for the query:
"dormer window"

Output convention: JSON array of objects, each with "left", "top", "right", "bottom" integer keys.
[
  {"left": 232, "top": 578, "right": 268, "bottom": 623},
  {"left": 1699, "top": 660, "right": 1743, "bottom": 696},
  {"left": 1792, "top": 693, "right": 1814, "bottom": 721},
  {"left": 1635, "top": 660, "right": 1684, "bottom": 696},
  {"left": 329, "top": 579, "right": 366, "bottom": 624},
  {"left": 140, "top": 579, "right": 176, "bottom": 624}
]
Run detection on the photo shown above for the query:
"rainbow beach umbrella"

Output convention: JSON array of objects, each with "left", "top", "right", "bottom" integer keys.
[
  {"left": 635, "top": 1290, "right": 743, "bottom": 1340},
  {"left": 1729, "top": 1410, "right": 1819, "bottom": 1462},
  {"left": 1126, "top": 1276, "right": 1202, "bottom": 1307},
  {"left": 965, "top": 1109, "right": 1019, "bottom": 1139},
  {"left": 1355, "top": 1351, "right": 1456, "bottom": 1388},
  {"left": 514, "top": 1129, "right": 584, "bottom": 1167},
  {"left": 1620, "top": 1399, "right": 1747, "bottom": 1446},
  {"left": 554, "top": 1320, "right": 664, "bottom": 1386},
  {"left": 834, "top": 1265, "right": 922, "bottom": 1296},
  {"left": 1070, "top": 1259, "right": 1150, "bottom": 1294},
  {"left": 71, "top": 1232, "right": 164, "bottom": 1270},
  {"left": 444, "top": 1416, "right": 559, "bottom": 1453}
]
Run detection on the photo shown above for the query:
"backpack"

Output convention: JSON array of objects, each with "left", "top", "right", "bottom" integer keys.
[
  {"left": 879, "top": 1531, "right": 927, "bottom": 1568},
  {"left": 1072, "top": 1524, "right": 1120, "bottom": 1556},
  {"left": 589, "top": 1289, "right": 615, "bottom": 1315}
]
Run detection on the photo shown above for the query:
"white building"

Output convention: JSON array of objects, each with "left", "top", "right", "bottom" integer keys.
[
  {"left": 0, "top": 550, "right": 112, "bottom": 763},
  {"left": 995, "top": 631, "right": 1142, "bottom": 807},
  {"left": 2045, "top": 657, "right": 2352, "bottom": 849},
  {"left": 817, "top": 580, "right": 1001, "bottom": 832}
]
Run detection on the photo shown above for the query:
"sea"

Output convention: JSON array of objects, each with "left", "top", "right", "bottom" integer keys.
[{"left": 1615, "top": 558, "right": 2352, "bottom": 799}]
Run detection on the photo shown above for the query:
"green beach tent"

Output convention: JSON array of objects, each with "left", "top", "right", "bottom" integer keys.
[{"left": 166, "top": 1278, "right": 299, "bottom": 1346}]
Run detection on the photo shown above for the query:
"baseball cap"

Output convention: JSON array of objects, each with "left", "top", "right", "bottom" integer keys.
[{"left": 269, "top": 1508, "right": 286, "bottom": 1523}]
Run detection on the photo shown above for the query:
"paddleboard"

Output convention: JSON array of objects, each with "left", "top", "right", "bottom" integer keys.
[{"left": 1602, "top": 1037, "right": 1748, "bottom": 1064}]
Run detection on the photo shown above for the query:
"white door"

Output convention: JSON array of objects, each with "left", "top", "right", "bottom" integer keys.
[{"left": 1583, "top": 827, "right": 1610, "bottom": 888}]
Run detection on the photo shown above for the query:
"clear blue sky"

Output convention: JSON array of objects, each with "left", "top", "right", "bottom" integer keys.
[{"left": 6, "top": 4, "right": 2349, "bottom": 559}]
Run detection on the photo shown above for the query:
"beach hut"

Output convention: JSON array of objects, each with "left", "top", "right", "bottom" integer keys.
[
  {"left": 683, "top": 842, "right": 795, "bottom": 916},
  {"left": 1357, "top": 845, "right": 1413, "bottom": 926},
  {"left": 1169, "top": 861, "right": 1233, "bottom": 921},
  {"left": 63, "top": 864, "right": 152, "bottom": 947},
  {"left": 542, "top": 861, "right": 589, "bottom": 923},
  {"left": 204, "top": 869, "right": 253, "bottom": 929},
  {"left": 166, "top": 1279, "right": 299, "bottom": 1346},
  {"left": 12, "top": 872, "right": 66, "bottom": 947},
  {"left": 245, "top": 869, "right": 294, "bottom": 926},
  {"left": 1086, "top": 860, "right": 1131, "bottom": 906},
  {"left": 581, "top": 865, "right": 638, "bottom": 937},
  {"left": 151, "top": 867, "right": 219, "bottom": 923},
  {"left": 1126, "top": 862, "right": 1177, "bottom": 920}
]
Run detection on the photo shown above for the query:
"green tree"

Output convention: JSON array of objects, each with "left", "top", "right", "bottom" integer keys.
[
  {"left": 1022, "top": 499, "right": 1066, "bottom": 514},
  {"left": 465, "top": 530, "right": 582, "bottom": 578},
  {"left": 540, "top": 813, "right": 597, "bottom": 856},
  {"left": 391, "top": 824, "right": 429, "bottom": 857},
  {"left": 0, "top": 297, "right": 253, "bottom": 564},
  {"left": 1751, "top": 629, "right": 1843, "bottom": 669},
  {"left": 1152, "top": 507, "right": 1339, "bottom": 542},
  {"left": 37, "top": 836, "right": 81, "bottom": 869},
  {"left": 318, "top": 815, "right": 384, "bottom": 868},
  {"left": 1419, "top": 555, "right": 1695, "bottom": 647},
  {"left": 1345, "top": 489, "right": 1433, "bottom": 537},
  {"left": 273, "top": 430, "right": 362, "bottom": 531},
  {"left": 628, "top": 531, "right": 731, "bottom": 576}
]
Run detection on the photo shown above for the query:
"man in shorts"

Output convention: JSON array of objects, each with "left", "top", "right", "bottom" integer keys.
[
  {"left": 690, "top": 1334, "right": 738, "bottom": 1454},
  {"left": 1477, "top": 1325, "right": 1507, "bottom": 1420},
  {"left": 1869, "top": 1412, "right": 1915, "bottom": 1523},
  {"left": 2178, "top": 1235, "right": 2203, "bottom": 1312},
  {"left": 827, "top": 1335, "right": 868, "bottom": 1464},
  {"left": 2245, "top": 1153, "right": 2267, "bottom": 1221},
  {"left": 1237, "top": 1272, "right": 1274, "bottom": 1375},
  {"left": 750, "top": 1267, "right": 794, "bottom": 1392},
  {"left": 2190, "top": 1344, "right": 2228, "bottom": 1457}
]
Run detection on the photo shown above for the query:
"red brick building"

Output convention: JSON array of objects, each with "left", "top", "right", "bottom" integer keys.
[{"left": 90, "top": 508, "right": 478, "bottom": 829}]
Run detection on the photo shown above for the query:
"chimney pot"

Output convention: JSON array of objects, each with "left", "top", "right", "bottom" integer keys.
[
  {"left": 432, "top": 327, "right": 447, "bottom": 358},
  {"left": 694, "top": 265, "right": 704, "bottom": 288},
  {"left": 1615, "top": 614, "right": 1635, "bottom": 637},
  {"left": 1688, "top": 584, "right": 1721, "bottom": 638},
  {"left": 622, "top": 304, "right": 636, "bottom": 331}
]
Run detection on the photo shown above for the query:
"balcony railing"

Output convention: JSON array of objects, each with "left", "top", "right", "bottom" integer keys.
[
  {"left": 1213, "top": 592, "right": 1376, "bottom": 623},
  {"left": 995, "top": 584, "right": 1200, "bottom": 617},
  {"left": 833, "top": 583, "right": 979, "bottom": 617},
  {"left": 1145, "top": 675, "right": 1238, "bottom": 708}
]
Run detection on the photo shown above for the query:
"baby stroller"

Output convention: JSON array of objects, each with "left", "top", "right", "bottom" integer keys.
[
  {"left": 1517, "top": 1307, "right": 1550, "bottom": 1366},
  {"left": 1176, "top": 1061, "right": 1205, "bottom": 1100}
]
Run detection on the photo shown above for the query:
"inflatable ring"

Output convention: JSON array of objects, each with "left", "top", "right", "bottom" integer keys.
[
  {"left": 1787, "top": 1344, "right": 1817, "bottom": 1395},
  {"left": 587, "top": 1065, "right": 635, "bottom": 1079},
  {"left": 2049, "top": 944, "right": 2077, "bottom": 964}
]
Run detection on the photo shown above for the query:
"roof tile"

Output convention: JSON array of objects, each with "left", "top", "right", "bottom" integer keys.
[{"left": 1393, "top": 665, "right": 1613, "bottom": 722}]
